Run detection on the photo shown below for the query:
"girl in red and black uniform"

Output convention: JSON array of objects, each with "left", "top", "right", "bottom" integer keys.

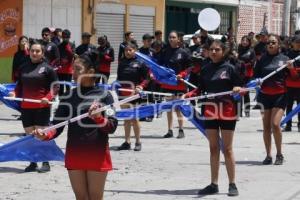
[
  {"left": 96, "top": 35, "right": 114, "bottom": 84},
  {"left": 117, "top": 42, "right": 149, "bottom": 151},
  {"left": 237, "top": 35, "right": 256, "bottom": 117},
  {"left": 57, "top": 29, "right": 74, "bottom": 96},
  {"left": 13, "top": 41, "right": 58, "bottom": 172},
  {"left": 158, "top": 31, "right": 192, "bottom": 139},
  {"left": 254, "top": 34, "right": 292, "bottom": 165},
  {"left": 12, "top": 36, "right": 30, "bottom": 82},
  {"left": 283, "top": 35, "right": 300, "bottom": 132},
  {"left": 185, "top": 40, "right": 243, "bottom": 196},
  {"left": 33, "top": 51, "right": 118, "bottom": 200}
]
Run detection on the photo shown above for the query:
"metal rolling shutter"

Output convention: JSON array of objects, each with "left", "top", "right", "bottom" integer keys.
[
  {"left": 128, "top": 6, "right": 155, "bottom": 47},
  {"left": 129, "top": 15, "right": 154, "bottom": 47},
  {"left": 95, "top": 3, "right": 125, "bottom": 75},
  {"left": 23, "top": 0, "right": 81, "bottom": 45}
]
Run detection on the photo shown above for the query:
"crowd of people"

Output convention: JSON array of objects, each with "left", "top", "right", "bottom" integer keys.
[{"left": 8, "top": 25, "right": 300, "bottom": 199}]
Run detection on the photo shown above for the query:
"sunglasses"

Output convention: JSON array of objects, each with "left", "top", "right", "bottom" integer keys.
[
  {"left": 267, "top": 41, "right": 277, "bottom": 45},
  {"left": 42, "top": 33, "right": 50, "bottom": 37},
  {"left": 209, "top": 48, "right": 222, "bottom": 52}
]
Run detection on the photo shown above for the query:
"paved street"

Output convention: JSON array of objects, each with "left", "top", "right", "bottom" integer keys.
[{"left": 0, "top": 96, "right": 300, "bottom": 200}]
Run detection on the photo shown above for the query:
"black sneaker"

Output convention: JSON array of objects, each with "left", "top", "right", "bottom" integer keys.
[
  {"left": 177, "top": 129, "right": 185, "bottom": 139},
  {"left": 245, "top": 112, "right": 250, "bottom": 118},
  {"left": 274, "top": 154, "right": 284, "bottom": 165},
  {"left": 139, "top": 118, "right": 146, "bottom": 121},
  {"left": 252, "top": 104, "right": 261, "bottom": 110},
  {"left": 198, "top": 183, "right": 219, "bottom": 195},
  {"left": 134, "top": 143, "right": 142, "bottom": 151},
  {"left": 38, "top": 162, "right": 50, "bottom": 173},
  {"left": 282, "top": 126, "right": 292, "bottom": 132},
  {"left": 118, "top": 142, "right": 131, "bottom": 150},
  {"left": 228, "top": 183, "right": 239, "bottom": 196},
  {"left": 145, "top": 117, "right": 153, "bottom": 122},
  {"left": 24, "top": 162, "right": 38, "bottom": 172},
  {"left": 163, "top": 130, "right": 173, "bottom": 138},
  {"left": 262, "top": 156, "right": 272, "bottom": 165}
]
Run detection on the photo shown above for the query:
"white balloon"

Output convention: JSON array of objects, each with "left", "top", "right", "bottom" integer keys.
[{"left": 198, "top": 8, "right": 221, "bottom": 31}]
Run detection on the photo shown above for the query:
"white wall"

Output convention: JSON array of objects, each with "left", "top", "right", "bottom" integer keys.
[{"left": 23, "top": 0, "right": 81, "bottom": 46}]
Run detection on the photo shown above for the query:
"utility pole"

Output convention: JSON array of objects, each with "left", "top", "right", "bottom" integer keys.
[{"left": 283, "top": 0, "right": 291, "bottom": 36}]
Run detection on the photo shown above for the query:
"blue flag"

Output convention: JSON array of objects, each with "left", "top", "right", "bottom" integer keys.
[
  {"left": 135, "top": 52, "right": 178, "bottom": 86},
  {"left": 178, "top": 104, "right": 206, "bottom": 135},
  {"left": 116, "top": 100, "right": 206, "bottom": 136},
  {"left": 0, "top": 84, "right": 20, "bottom": 111},
  {"left": 0, "top": 135, "right": 64, "bottom": 162},
  {"left": 281, "top": 103, "right": 300, "bottom": 127}
]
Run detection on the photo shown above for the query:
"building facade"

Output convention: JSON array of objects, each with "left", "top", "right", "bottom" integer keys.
[
  {"left": 0, "top": 0, "right": 165, "bottom": 82},
  {"left": 165, "top": 0, "right": 239, "bottom": 38},
  {"left": 85, "top": 0, "right": 165, "bottom": 73}
]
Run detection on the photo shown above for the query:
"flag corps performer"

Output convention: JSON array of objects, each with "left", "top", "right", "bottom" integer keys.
[
  {"left": 32, "top": 51, "right": 118, "bottom": 200},
  {"left": 184, "top": 39, "right": 243, "bottom": 196},
  {"left": 10, "top": 40, "right": 59, "bottom": 172},
  {"left": 254, "top": 34, "right": 292, "bottom": 165},
  {"left": 182, "top": 8, "right": 242, "bottom": 196}
]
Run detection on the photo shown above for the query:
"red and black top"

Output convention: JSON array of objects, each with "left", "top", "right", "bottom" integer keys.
[
  {"left": 117, "top": 56, "right": 149, "bottom": 96},
  {"left": 42, "top": 41, "right": 60, "bottom": 68},
  {"left": 285, "top": 49, "right": 300, "bottom": 88},
  {"left": 57, "top": 41, "right": 74, "bottom": 74},
  {"left": 45, "top": 86, "right": 118, "bottom": 171},
  {"left": 158, "top": 46, "right": 192, "bottom": 91},
  {"left": 97, "top": 45, "right": 114, "bottom": 74},
  {"left": 238, "top": 46, "right": 256, "bottom": 79},
  {"left": 254, "top": 52, "right": 290, "bottom": 95},
  {"left": 186, "top": 61, "right": 243, "bottom": 120},
  {"left": 15, "top": 60, "right": 58, "bottom": 109}
]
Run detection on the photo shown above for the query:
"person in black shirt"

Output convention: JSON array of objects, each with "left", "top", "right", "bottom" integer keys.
[
  {"left": 52, "top": 28, "right": 62, "bottom": 46},
  {"left": 12, "top": 41, "right": 59, "bottom": 173},
  {"left": 12, "top": 36, "right": 30, "bottom": 82},
  {"left": 138, "top": 33, "right": 155, "bottom": 122},
  {"left": 41, "top": 27, "right": 60, "bottom": 68},
  {"left": 158, "top": 31, "right": 192, "bottom": 139},
  {"left": 185, "top": 40, "right": 242, "bottom": 197},
  {"left": 117, "top": 42, "right": 149, "bottom": 151},
  {"left": 75, "top": 32, "right": 96, "bottom": 56},
  {"left": 254, "top": 34, "right": 292, "bottom": 165},
  {"left": 139, "top": 33, "right": 154, "bottom": 56},
  {"left": 200, "top": 28, "right": 214, "bottom": 46},
  {"left": 33, "top": 51, "right": 118, "bottom": 200},
  {"left": 152, "top": 30, "right": 167, "bottom": 49},
  {"left": 57, "top": 29, "right": 75, "bottom": 96},
  {"left": 283, "top": 35, "right": 300, "bottom": 132},
  {"left": 96, "top": 35, "right": 114, "bottom": 84},
  {"left": 178, "top": 31, "right": 189, "bottom": 49},
  {"left": 254, "top": 28, "right": 268, "bottom": 61},
  {"left": 118, "top": 31, "right": 136, "bottom": 61},
  {"left": 237, "top": 35, "right": 256, "bottom": 117},
  {"left": 188, "top": 33, "right": 203, "bottom": 90}
]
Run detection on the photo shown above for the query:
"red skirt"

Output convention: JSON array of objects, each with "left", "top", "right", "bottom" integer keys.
[{"left": 65, "top": 143, "right": 112, "bottom": 172}]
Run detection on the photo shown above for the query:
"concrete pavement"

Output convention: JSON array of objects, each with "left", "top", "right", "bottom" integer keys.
[{"left": 0, "top": 99, "right": 300, "bottom": 200}]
